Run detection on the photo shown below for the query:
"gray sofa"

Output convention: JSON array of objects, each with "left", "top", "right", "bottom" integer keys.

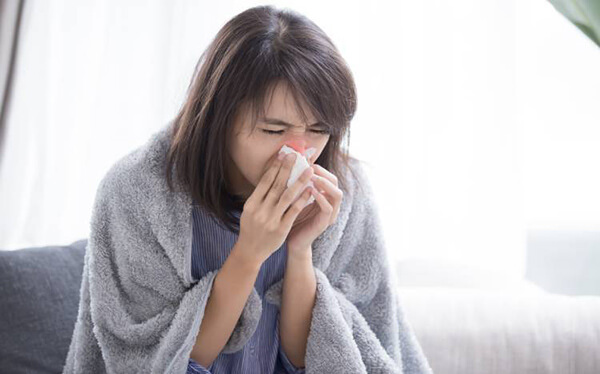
[
  {"left": 2, "top": 232, "right": 599, "bottom": 374},
  {"left": 0, "top": 239, "right": 87, "bottom": 374}
]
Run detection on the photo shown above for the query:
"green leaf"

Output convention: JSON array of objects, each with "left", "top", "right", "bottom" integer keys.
[{"left": 548, "top": 0, "right": 600, "bottom": 48}]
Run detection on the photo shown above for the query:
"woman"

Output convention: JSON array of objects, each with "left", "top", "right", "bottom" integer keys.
[{"left": 63, "top": 5, "right": 433, "bottom": 374}]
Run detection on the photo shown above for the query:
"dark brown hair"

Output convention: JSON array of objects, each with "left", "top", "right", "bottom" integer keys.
[{"left": 165, "top": 5, "right": 362, "bottom": 234}]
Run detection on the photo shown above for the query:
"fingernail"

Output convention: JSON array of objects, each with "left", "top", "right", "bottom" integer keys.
[
  {"left": 285, "top": 153, "right": 296, "bottom": 161},
  {"left": 278, "top": 153, "right": 285, "bottom": 160}
]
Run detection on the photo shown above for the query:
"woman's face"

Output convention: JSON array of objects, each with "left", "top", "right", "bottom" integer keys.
[{"left": 227, "top": 82, "right": 331, "bottom": 200}]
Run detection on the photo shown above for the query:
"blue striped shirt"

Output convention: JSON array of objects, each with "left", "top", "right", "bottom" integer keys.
[{"left": 186, "top": 205, "right": 306, "bottom": 374}]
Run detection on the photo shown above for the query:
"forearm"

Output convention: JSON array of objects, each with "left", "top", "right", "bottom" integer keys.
[
  {"left": 190, "top": 241, "right": 262, "bottom": 368},
  {"left": 279, "top": 247, "right": 317, "bottom": 368}
]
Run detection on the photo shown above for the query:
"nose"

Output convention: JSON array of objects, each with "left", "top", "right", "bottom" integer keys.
[{"left": 284, "top": 138, "right": 308, "bottom": 154}]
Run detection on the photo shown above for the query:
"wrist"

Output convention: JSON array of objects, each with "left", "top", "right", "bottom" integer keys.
[
  {"left": 287, "top": 245, "right": 313, "bottom": 263},
  {"left": 231, "top": 241, "right": 263, "bottom": 273}
]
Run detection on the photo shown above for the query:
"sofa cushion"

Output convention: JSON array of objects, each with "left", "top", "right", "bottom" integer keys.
[{"left": 0, "top": 239, "right": 87, "bottom": 374}]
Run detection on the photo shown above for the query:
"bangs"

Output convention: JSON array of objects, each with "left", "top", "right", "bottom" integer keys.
[
  {"left": 234, "top": 43, "right": 354, "bottom": 138},
  {"left": 245, "top": 80, "right": 324, "bottom": 133}
]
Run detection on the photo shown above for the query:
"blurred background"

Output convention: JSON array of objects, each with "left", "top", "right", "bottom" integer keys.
[{"left": 0, "top": 0, "right": 599, "bottom": 293}]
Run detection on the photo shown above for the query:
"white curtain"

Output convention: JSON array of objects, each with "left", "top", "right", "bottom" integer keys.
[
  {"left": 0, "top": 0, "right": 218, "bottom": 249},
  {"left": 1, "top": 0, "right": 598, "bottom": 287}
]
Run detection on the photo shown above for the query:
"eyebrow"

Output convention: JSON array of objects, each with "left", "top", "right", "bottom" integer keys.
[{"left": 260, "top": 117, "right": 322, "bottom": 127}]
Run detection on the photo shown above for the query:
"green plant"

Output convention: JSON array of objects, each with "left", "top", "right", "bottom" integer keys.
[{"left": 548, "top": 0, "right": 600, "bottom": 47}]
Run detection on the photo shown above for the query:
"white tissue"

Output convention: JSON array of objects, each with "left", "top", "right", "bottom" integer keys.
[{"left": 278, "top": 145, "right": 316, "bottom": 208}]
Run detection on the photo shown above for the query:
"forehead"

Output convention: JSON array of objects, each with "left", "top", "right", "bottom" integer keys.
[
  {"left": 233, "top": 81, "right": 318, "bottom": 134},
  {"left": 261, "top": 81, "right": 317, "bottom": 124}
]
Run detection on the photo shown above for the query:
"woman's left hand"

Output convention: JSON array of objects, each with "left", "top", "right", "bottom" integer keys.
[{"left": 286, "top": 163, "right": 343, "bottom": 259}]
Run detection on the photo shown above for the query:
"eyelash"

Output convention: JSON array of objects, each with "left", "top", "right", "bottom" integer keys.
[{"left": 261, "top": 129, "right": 330, "bottom": 135}]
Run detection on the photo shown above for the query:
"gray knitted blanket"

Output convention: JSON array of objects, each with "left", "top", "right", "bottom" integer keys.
[{"left": 62, "top": 123, "right": 433, "bottom": 374}]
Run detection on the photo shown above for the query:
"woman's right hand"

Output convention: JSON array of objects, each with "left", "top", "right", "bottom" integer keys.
[{"left": 236, "top": 152, "right": 315, "bottom": 265}]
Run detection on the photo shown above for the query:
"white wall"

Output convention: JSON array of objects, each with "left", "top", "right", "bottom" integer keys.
[{"left": 1, "top": 0, "right": 598, "bottom": 287}]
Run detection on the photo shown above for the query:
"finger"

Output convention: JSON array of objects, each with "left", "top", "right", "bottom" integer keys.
[
  {"left": 249, "top": 155, "right": 285, "bottom": 205},
  {"left": 282, "top": 183, "right": 315, "bottom": 227},
  {"left": 311, "top": 186, "right": 333, "bottom": 215},
  {"left": 311, "top": 164, "right": 338, "bottom": 186},
  {"left": 289, "top": 197, "right": 319, "bottom": 228},
  {"left": 264, "top": 152, "right": 296, "bottom": 207},
  {"left": 311, "top": 179, "right": 340, "bottom": 225},
  {"left": 276, "top": 166, "right": 314, "bottom": 214},
  {"left": 311, "top": 175, "right": 343, "bottom": 201}
]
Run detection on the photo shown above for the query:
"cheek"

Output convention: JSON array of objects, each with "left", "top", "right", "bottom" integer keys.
[
  {"left": 257, "top": 153, "right": 279, "bottom": 181},
  {"left": 230, "top": 142, "right": 257, "bottom": 182},
  {"left": 245, "top": 149, "right": 279, "bottom": 186},
  {"left": 310, "top": 139, "right": 329, "bottom": 162}
]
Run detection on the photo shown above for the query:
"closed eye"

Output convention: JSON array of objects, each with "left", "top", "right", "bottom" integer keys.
[{"left": 261, "top": 129, "right": 330, "bottom": 135}]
